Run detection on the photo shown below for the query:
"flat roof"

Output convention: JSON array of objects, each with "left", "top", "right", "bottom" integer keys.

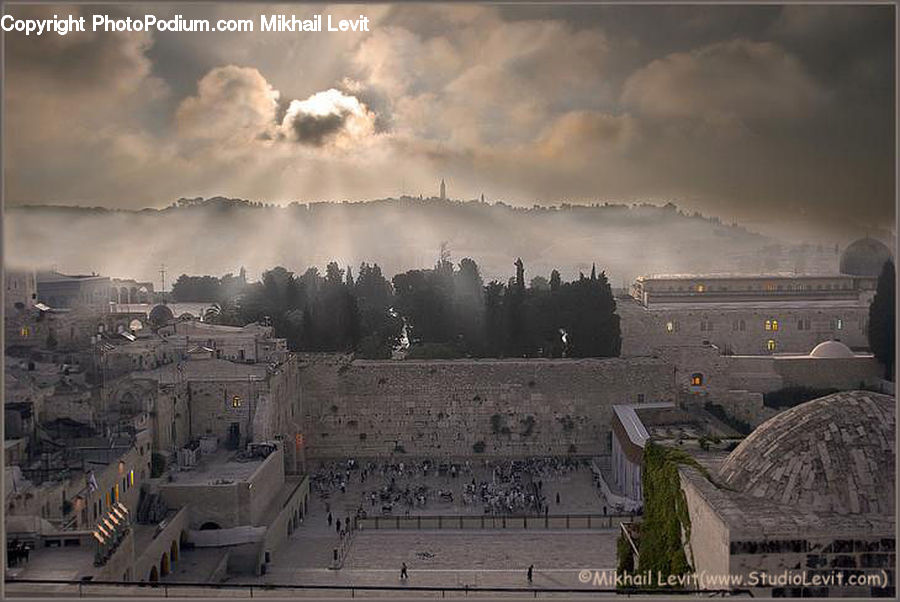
[
  {"left": 163, "top": 449, "right": 265, "bottom": 486},
  {"left": 612, "top": 402, "right": 674, "bottom": 447},
  {"left": 636, "top": 273, "right": 854, "bottom": 281},
  {"left": 644, "top": 299, "right": 867, "bottom": 310}
]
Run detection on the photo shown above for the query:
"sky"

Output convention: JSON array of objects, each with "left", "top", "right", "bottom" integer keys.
[{"left": 2, "top": 2, "right": 895, "bottom": 239}]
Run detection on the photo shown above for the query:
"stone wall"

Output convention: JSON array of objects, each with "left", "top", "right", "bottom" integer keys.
[{"left": 299, "top": 356, "right": 676, "bottom": 459}]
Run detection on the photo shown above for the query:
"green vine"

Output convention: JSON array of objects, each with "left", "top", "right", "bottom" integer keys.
[
  {"left": 616, "top": 530, "right": 635, "bottom": 574},
  {"left": 637, "top": 441, "right": 709, "bottom": 586}
]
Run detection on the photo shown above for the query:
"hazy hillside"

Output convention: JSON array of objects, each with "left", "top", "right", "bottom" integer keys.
[{"left": 5, "top": 197, "right": 831, "bottom": 285}]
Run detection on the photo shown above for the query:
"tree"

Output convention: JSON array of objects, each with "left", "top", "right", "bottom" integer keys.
[{"left": 868, "top": 260, "right": 895, "bottom": 380}]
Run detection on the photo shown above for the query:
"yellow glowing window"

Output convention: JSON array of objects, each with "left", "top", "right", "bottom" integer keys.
[
  {"left": 771, "top": 320, "right": 778, "bottom": 331},
  {"left": 20, "top": 326, "right": 29, "bottom": 337},
  {"left": 835, "top": 318, "right": 843, "bottom": 330},
  {"left": 114, "top": 484, "right": 119, "bottom": 502},
  {"left": 232, "top": 395, "right": 242, "bottom": 408},
  {"left": 129, "top": 470, "right": 134, "bottom": 487},
  {"left": 690, "top": 374, "right": 703, "bottom": 386},
  {"left": 767, "top": 339, "right": 777, "bottom": 351},
  {"left": 666, "top": 321, "right": 675, "bottom": 333},
  {"left": 106, "top": 492, "right": 111, "bottom": 507},
  {"left": 695, "top": 284, "right": 705, "bottom": 293}
]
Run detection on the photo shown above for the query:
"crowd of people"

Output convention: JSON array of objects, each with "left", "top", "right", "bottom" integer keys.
[{"left": 310, "top": 456, "right": 596, "bottom": 517}]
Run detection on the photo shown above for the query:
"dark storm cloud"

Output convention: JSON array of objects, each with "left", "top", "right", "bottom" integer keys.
[
  {"left": 1, "top": 3, "right": 894, "bottom": 241},
  {"left": 287, "top": 112, "right": 346, "bottom": 146}
]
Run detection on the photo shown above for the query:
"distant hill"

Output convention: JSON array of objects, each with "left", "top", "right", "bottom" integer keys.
[{"left": 4, "top": 196, "right": 834, "bottom": 285}]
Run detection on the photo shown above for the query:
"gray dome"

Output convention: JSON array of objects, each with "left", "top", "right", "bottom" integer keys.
[
  {"left": 718, "top": 391, "right": 894, "bottom": 515},
  {"left": 148, "top": 304, "right": 175, "bottom": 326},
  {"left": 809, "top": 340, "right": 854, "bottom": 358},
  {"left": 839, "top": 237, "right": 892, "bottom": 277}
]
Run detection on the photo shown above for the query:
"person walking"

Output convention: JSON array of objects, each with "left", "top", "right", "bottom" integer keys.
[
  {"left": 336, "top": 518, "right": 341, "bottom": 533},
  {"left": 527, "top": 564, "right": 534, "bottom": 583},
  {"left": 327, "top": 512, "right": 333, "bottom": 527},
  {"left": 400, "top": 562, "right": 408, "bottom": 581}
]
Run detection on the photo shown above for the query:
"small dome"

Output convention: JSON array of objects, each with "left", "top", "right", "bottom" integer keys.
[
  {"left": 148, "top": 304, "right": 175, "bottom": 326},
  {"left": 809, "top": 340, "right": 854, "bottom": 358},
  {"left": 718, "top": 391, "right": 895, "bottom": 515},
  {"left": 839, "top": 237, "right": 892, "bottom": 277}
]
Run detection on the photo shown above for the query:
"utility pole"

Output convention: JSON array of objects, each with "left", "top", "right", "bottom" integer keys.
[{"left": 159, "top": 264, "right": 167, "bottom": 300}]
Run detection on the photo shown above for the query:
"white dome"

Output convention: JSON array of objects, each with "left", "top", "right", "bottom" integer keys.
[{"left": 809, "top": 340, "right": 854, "bottom": 358}]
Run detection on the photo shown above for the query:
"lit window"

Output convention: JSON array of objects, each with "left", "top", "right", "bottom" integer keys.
[
  {"left": 695, "top": 284, "right": 705, "bottom": 293},
  {"left": 20, "top": 326, "right": 29, "bottom": 337},
  {"left": 836, "top": 318, "right": 843, "bottom": 330},
  {"left": 765, "top": 283, "right": 776, "bottom": 292},
  {"left": 767, "top": 339, "right": 776, "bottom": 351},
  {"left": 666, "top": 321, "right": 675, "bottom": 333},
  {"left": 772, "top": 320, "right": 778, "bottom": 331},
  {"left": 114, "top": 484, "right": 119, "bottom": 502},
  {"left": 129, "top": 470, "right": 134, "bottom": 487},
  {"left": 690, "top": 373, "right": 703, "bottom": 386},
  {"left": 232, "top": 395, "right": 242, "bottom": 408},
  {"left": 765, "top": 320, "right": 772, "bottom": 331}
]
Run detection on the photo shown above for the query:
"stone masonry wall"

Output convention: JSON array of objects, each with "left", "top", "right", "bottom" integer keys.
[{"left": 299, "top": 356, "right": 676, "bottom": 459}]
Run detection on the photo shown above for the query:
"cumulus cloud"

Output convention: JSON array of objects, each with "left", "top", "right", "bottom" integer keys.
[
  {"left": 279, "top": 89, "right": 377, "bottom": 148},
  {"left": 176, "top": 66, "right": 280, "bottom": 143},
  {"left": 2, "top": 4, "right": 893, "bottom": 237}
]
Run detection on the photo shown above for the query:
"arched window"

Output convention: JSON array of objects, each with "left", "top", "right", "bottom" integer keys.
[
  {"left": 690, "top": 373, "right": 703, "bottom": 386},
  {"left": 767, "top": 339, "right": 777, "bottom": 351}
]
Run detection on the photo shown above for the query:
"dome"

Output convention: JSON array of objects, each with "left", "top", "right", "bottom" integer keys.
[
  {"left": 148, "top": 304, "right": 175, "bottom": 326},
  {"left": 839, "top": 237, "right": 892, "bottom": 277},
  {"left": 809, "top": 340, "right": 854, "bottom": 358},
  {"left": 718, "top": 391, "right": 894, "bottom": 515}
]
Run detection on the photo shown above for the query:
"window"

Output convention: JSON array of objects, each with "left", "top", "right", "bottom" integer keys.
[
  {"left": 765, "top": 319, "right": 779, "bottom": 331},
  {"left": 739, "top": 320, "right": 746, "bottom": 331},
  {"left": 20, "top": 326, "right": 29, "bottom": 337},
  {"left": 637, "top": 394, "right": 645, "bottom": 403},
  {"left": 232, "top": 395, "right": 242, "bottom": 408},
  {"left": 695, "top": 284, "right": 705, "bottom": 293},
  {"left": 767, "top": 339, "right": 777, "bottom": 351},
  {"left": 836, "top": 318, "right": 843, "bottom": 330},
  {"left": 690, "top": 373, "right": 703, "bottom": 386},
  {"left": 114, "top": 484, "right": 119, "bottom": 503},
  {"left": 797, "top": 319, "right": 804, "bottom": 330},
  {"left": 666, "top": 321, "right": 675, "bottom": 333},
  {"left": 129, "top": 470, "right": 134, "bottom": 488}
]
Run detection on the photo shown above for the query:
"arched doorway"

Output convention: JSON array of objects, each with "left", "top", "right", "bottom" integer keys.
[
  {"left": 170, "top": 539, "right": 179, "bottom": 563},
  {"left": 160, "top": 552, "right": 170, "bottom": 577},
  {"left": 148, "top": 565, "right": 159, "bottom": 582}
]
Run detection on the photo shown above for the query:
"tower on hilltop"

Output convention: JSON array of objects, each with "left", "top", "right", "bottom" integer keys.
[{"left": 440, "top": 178, "right": 446, "bottom": 200}]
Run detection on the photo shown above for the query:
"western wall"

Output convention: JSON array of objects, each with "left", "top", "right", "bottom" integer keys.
[{"left": 298, "top": 355, "right": 676, "bottom": 459}]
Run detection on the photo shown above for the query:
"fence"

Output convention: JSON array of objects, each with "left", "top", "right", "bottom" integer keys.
[
  {"left": 4, "top": 578, "right": 753, "bottom": 598},
  {"left": 356, "top": 513, "right": 632, "bottom": 531}
]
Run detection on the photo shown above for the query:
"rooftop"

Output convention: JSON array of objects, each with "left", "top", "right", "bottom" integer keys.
[
  {"left": 164, "top": 449, "right": 265, "bottom": 486},
  {"left": 718, "top": 391, "right": 894, "bottom": 516},
  {"left": 137, "top": 357, "right": 269, "bottom": 384},
  {"left": 637, "top": 272, "right": 855, "bottom": 281}
]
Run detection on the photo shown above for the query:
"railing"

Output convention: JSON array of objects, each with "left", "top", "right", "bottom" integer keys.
[
  {"left": 357, "top": 513, "right": 633, "bottom": 531},
  {"left": 4, "top": 578, "right": 754, "bottom": 598}
]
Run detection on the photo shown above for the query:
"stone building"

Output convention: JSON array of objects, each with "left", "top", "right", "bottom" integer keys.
[
  {"left": 5, "top": 268, "right": 37, "bottom": 314},
  {"left": 680, "top": 391, "right": 895, "bottom": 597},
  {"left": 620, "top": 237, "right": 892, "bottom": 357},
  {"left": 36, "top": 271, "right": 111, "bottom": 309},
  {"left": 109, "top": 278, "right": 154, "bottom": 305}
]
